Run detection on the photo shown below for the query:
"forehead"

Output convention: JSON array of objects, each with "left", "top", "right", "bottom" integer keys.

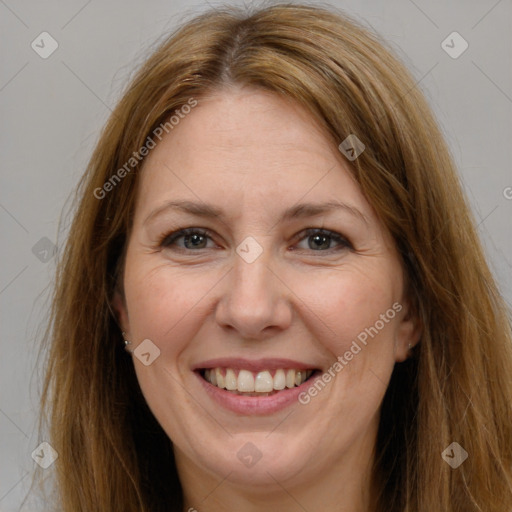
[
  {"left": 152, "top": 88, "right": 336, "bottom": 171},
  {"left": 135, "top": 87, "right": 369, "bottom": 213}
]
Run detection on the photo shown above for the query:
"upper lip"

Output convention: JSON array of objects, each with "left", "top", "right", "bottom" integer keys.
[{"left": 192, "top": 358, "right": 319, "bottom": 372}]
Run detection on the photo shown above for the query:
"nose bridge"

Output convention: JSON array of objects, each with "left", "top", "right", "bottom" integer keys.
[
  {"left": 215, "top": 238, "right": 291, "bottom": 336},
  {"left": 233, "top": 247, "right": 272, "bottom": 300}
]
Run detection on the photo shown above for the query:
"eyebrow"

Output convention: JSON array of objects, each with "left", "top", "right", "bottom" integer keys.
[{"left": 143, "top": 199, "right": 369, "bottom": 226}]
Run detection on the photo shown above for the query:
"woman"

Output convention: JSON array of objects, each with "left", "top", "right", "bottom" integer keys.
[{"left": 37, "top": 3, "right": 512, "bottom": 511}]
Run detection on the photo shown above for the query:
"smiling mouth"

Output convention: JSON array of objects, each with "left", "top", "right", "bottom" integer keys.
[{"left": 200, "top": 368, "right": 318, "bottom": 396}]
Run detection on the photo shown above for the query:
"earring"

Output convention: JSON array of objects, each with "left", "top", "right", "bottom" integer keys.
[{"left": 122, "top": 332, "right": 133, "bottom": 353}]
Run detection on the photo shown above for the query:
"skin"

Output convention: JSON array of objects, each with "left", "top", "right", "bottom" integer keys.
[{"left": 113, "top": 86, "right": 421, "bottom": 512}]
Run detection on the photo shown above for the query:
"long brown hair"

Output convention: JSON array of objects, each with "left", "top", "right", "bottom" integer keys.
[{"left": 35, "top": 3, "right": 512, "bottom": 511}]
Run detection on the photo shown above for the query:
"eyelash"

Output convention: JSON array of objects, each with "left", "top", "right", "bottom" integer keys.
[{"left": 158, "top": 227, "right": 353, "bottom": 254}]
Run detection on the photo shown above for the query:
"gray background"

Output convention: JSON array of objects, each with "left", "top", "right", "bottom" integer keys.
[{"left": 1, "top": 0, "right": 511, "bottom": 510}]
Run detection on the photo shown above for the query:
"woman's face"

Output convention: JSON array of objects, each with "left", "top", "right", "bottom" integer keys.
[{"left": 114, "top": 87, "right": 419, "bottom": 492}]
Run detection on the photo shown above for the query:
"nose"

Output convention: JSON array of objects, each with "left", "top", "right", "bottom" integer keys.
[{"left": 215, "top": 246, "right": 293, "bottom": 339}]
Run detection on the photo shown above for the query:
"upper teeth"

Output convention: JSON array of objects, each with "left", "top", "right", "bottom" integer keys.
[{"left": 204, "top": 368, "right": 313, "bottom": 393}]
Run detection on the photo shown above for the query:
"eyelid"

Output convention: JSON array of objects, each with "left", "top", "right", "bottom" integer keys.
[
  {"left": 159, "top": 227, "right": 215, "bottom": 248},
  {"left": 159, "top": 226, "right": 353, "bottom": 253},
  {"left": 293, "top": 228, "right": 353, "bottom": 251}
]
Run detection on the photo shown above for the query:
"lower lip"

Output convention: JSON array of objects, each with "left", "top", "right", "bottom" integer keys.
[{"left": 195, "top": 371, "right": 320, "bottom": 415}]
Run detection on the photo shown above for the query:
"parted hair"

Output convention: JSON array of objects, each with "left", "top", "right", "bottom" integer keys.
[{"left": 36, "top": 3, "right": 512, "bottom": 511}]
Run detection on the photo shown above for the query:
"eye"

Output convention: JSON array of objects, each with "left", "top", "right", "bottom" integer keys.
[
  {"left": 159, "top": 228, "right": 216, "bottom": 250},
  {"left": 159, "top": 227, "right": 352, "bottom": 254},
  {"left": 294, "top": 228, "right": 352, "bottom": 253}
]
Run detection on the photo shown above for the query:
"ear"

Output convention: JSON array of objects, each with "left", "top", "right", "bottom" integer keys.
[
  {"left": 394, "top": 299, "right": 422, "bottom": 362},
  {"left": 111, "top": 289, "right": 131, "bottom": 338}
]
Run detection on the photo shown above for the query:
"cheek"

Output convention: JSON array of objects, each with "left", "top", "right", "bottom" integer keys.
[
  {"left": 291, "top": 262, "right": 401, "bottom": 357},
  {"left": 124, "top": 261, "right": 219, "bottom": 356}
]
